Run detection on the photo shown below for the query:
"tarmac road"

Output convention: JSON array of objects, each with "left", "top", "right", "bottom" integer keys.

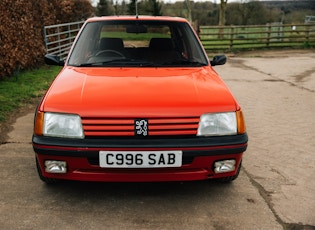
[{"left": 0, "top": 50, "right": 314, "bottom": 229}]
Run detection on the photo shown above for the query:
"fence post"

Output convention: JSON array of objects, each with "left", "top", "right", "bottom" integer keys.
[
  {"left": 266, "top": 24, "right": 271, "bottom": 47},
  {"left": 306, "top": 24, "right": 310, "bottom": 44},
  {"left": 279, "top": 23, "right": 283, "bottom": 42},
  {"left": 43, "top": 28, "right": 48, "bottom": 52},
  {"left": 230, "top": 26, "right": 234, "bottom": 50}
]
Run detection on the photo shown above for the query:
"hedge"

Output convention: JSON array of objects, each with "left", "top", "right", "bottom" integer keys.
[{"left": 0, "top": 0, "right": 93, "bottom": 79}]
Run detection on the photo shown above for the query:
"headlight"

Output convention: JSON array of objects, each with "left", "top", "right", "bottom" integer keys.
[
  {"left": 43, "top": 112, "right": 84, "bottom": 138},
  {"left": 197, "top": 112, "right": 237, "bottom": 136}
]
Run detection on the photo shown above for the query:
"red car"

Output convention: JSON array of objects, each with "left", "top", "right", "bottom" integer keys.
[{"left": 33, "top": 16, "right": 248, "bottom": 183}]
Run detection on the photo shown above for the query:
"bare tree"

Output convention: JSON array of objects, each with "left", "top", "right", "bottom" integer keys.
[
  {"left": 219, "top": 0, "right": 228, "bottom": 38},
  {"left": 185, "top": 0, "right": 192, "bottom": 22},
  {"left": 96, "top": 0, "right": 114, "bottom": 16},
  {"left": 219, "top": 0, "right": 228, "bottom": 26},
  {"left": 151, "top": 0, "right": 162, "bottom": 16}
]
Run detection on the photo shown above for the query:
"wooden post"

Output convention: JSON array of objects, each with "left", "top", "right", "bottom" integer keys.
[
  {"left": 230, "top": 26, "right": 234, "bottom": 50},
  {"left": 306, "top": 24, "right": 310, "bottom": 43},
  {"left": 266, "top": 24, "right": 271, "bottom": 47}
]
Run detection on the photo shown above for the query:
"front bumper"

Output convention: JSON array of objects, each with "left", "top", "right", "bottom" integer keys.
[{"left": 33, "top": 134, "right": 248, "bottom": 182}]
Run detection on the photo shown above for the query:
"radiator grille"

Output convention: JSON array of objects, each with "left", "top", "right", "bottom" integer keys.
[{"left": 82, "top": 117, "right": 200, "bottom": 137}]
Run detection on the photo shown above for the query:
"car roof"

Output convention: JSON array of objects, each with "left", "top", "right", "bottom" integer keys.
[{"left": 86, "top": 15, "right": 189, "bottom": 23}]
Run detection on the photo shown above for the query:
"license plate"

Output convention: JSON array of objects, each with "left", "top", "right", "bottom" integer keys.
[{"left": 99, "top": 151, "right": 182, "bottom": 168}]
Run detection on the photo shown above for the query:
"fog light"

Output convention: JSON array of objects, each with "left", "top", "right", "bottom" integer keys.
[
  {"left": 214, "top": 160, "right": 236, "bottom": 174},
  {"left": 45, "top": 160, "right": 67, "bottom": 173}
]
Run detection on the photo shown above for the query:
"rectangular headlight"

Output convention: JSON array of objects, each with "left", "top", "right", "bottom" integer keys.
[
  {"left": 43, "top": 112, "right": 84, "bottom": 138},
  {"left": 197, "top": 112, "right": 237, "bottom": 136}
]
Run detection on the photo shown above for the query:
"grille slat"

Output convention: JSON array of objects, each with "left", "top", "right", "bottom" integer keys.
[
  {"left": 82, "top": 117, "right": 200, "bottom": 137},
  {"left": 149, "top": 124, "right": 198, "bottom": 130},
  {"left": 83, "top": 119, "right": 134, "bottom": 125},
  {"left": 84, "top": 125, "right": 134, "bottom": 131}
]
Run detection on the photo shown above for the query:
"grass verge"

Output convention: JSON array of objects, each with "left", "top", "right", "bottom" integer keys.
[{"left": 0, "top": 66, "right": 61, "bottom": 122}]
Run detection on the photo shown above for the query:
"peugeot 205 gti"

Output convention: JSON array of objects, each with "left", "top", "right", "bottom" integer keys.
[{"left": 33, "top": 16, "right": 248, "bottom": 183}]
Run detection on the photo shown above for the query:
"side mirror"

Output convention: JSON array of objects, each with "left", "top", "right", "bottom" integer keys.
[
  {"left": 44, "top": 54, "right": 65, "bottom": 66},
  {"left": 210, "top": 55, "right": 227, "bottom": 66}
]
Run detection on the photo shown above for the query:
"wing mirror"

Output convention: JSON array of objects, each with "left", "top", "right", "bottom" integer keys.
[
  {"left": 44, "top": 54, "right": 65, "bottom": 66},
  {"left": 210, "top": 55, "right": 227, "bottom": 66}
]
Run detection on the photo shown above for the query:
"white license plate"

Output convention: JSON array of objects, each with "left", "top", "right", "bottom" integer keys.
[{"left": 99, "top": 151, "right": 182, "bottom": 168}]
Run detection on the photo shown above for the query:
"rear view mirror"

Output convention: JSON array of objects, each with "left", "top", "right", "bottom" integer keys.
[{"left": 126, "top": 25, "right": 147, "bottom": 33}]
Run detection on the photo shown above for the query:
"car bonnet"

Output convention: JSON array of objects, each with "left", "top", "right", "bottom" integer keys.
[{"left": 41, "top": 66, "right": 237, "bottom": 117}]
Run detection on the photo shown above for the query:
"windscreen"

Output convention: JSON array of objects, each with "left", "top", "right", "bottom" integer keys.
[{"left": 68, "top": 20, "right": 208, "bottom": 67}]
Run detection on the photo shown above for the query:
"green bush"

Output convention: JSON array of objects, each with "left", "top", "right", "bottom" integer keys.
[{"left": 0, "top": 0, "right": 93, "bottom": 80}]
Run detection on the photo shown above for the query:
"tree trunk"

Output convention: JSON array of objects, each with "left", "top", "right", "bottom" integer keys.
[
  {"left": 185, "top": 0, "right": 192, "bottom": 23},
  {"left": 218, "top": 0, "right": 228, "bottom": 39}
]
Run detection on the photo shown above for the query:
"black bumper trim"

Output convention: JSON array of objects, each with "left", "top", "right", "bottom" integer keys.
[
  {"left": 33, "top": 145, "right": 247, "bottom": 157},
  {"left": 33, "top": 133, "right": 248, "bottom": 149},
  {"left": 33, "top": 134, "right": 248, "bottom": 158}
]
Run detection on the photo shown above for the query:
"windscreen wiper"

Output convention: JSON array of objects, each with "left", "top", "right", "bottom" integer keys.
[
  {"left": 74, "top": 58, "right": 161, "bottom": 67},
  {"left": 167, "top": 60, "right": 208, "bottom": 66},
  {"left": 74, "top": 58, "right": 132, "bottom": 67}
]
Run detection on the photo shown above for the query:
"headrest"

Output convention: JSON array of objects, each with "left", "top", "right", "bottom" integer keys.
[
  {"left": 99, "top": 38, "right": 124, "bottom": 50},
  {"left": 149, "top": 38, "right": 173, "bottom": 51}
]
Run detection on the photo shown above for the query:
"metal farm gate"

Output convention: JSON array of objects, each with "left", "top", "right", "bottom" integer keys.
[{"left": 43, "top": 21, "right": 84, "bottom": 60}]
